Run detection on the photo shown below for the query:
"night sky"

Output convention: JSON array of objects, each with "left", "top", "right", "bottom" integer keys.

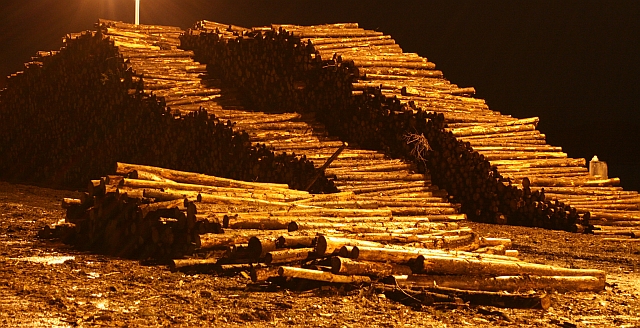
[{"left": 1, "top": 0, "right": 639, "bottom": 191}]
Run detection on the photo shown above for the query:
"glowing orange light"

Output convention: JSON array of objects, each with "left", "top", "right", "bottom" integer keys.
[{"left": 135, "top": 0, "right": 140, "bottom": 25}]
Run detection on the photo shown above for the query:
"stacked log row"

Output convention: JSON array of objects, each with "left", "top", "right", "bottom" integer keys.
[
  {"left": 48, "top": 162, "right": 606, "bottom": 304},
  {"left": 46, "top": 164, "right": 611, "bottom": 313},
  {"left": 103, "top": 19, "right": 452, "bottom": 202},
  {"left": 180, "top": 22, "right": 640, "bottom": 231},
  {"left": 0, "top": 20, "right": 334, "bottom": 194},
  {"left": 45, "top": 162, "right": 466, "bottom": 258}
]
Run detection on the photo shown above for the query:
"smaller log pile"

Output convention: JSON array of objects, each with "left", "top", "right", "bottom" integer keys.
[{"left": 42, "top": 162, "right": 606, "bottom": 309}]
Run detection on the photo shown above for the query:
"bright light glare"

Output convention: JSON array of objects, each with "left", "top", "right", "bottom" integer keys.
[{"left": 135, "top": 0, "right": 140, "bottom": 25}]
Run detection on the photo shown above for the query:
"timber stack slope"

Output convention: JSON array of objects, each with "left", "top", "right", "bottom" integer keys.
[
  {"left": 99, "top": 19, "right": 460, "bottom": 220},
  {"left": 180, "top": 21, "right": 640, "bottom": 232},
  {"left": 0, "top": 21, "right": 334, "bottom": 193}
]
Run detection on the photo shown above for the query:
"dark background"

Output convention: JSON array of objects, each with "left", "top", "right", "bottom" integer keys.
[{"left": 1, "top": 0, "right": 638, "bottom": 191}]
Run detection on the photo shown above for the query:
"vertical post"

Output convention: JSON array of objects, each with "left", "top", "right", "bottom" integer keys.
[{"left": 135, "top": 0, "right": 140, "bottom": 25}]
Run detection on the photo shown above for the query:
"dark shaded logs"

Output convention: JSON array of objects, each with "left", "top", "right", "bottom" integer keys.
[
  {"left": 180, "top": 23, "right": 593, "bottom": 231},
  {"left": 0, "top": 24, "right": 335, "bottom": 194}
]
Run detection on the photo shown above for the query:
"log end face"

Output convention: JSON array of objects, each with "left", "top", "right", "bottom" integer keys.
[{"left": 315, "top": 235, "right": 328, "bottom": 256}]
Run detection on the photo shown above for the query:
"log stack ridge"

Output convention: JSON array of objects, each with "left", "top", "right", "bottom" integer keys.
[{"left": 180, "top": 21, "right": 640, "bottom": 232}]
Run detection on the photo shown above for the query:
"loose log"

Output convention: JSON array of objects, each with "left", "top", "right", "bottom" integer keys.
[
  {"left": 62, "top": 198, "right": 83, "bottom": 209},
  {"left": 415, "top": 254, "right": 605, "bottom": 278},
  {"left": 276, "top": 235, "right": 316, "bottom": 248},
  {"left": 331, "top": 256, "right": 412, "bottom": 277},
  {"left": 170, "top": 258, "right": 219, "bottom": 273},
  {"left": 479, "top": 237, "right": 512, "bottom": 248},
  {"left": 278, "top": 266, "right": 371, "bottom": 284},
  {"left": 248, "top": 236, "right": 278, "bottom": 258},
  {"left": 265, "top": 248, "right": 315, "bottom": 264},
  {"left": 353, "top": 246, "right": 524, "bottom": 264},
  {"left": 116, "top": 162, "right": 292, "bottom": 191},
  {"left": 528, "top": 177, "right": 621, "bottom": 187},
  {"left": 315, "top": 236, "right": 383, "bottom": 256},
  {"left": 425, "top": 285, "right": 551, "bottom": 310}
]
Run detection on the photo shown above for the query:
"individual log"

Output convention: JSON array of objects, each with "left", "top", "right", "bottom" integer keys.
[
  {"left": 278, "top": 266, "right": 371, "bottom": 284},
  {"left": 116, "top": 162, "right": 291, "bottom": 191},
  {"left": 62, "top": 198, "right": 83, "bottom": 209},
  {"left": 425, "top": 285, "right": 551, "bottom": 310},
  {"left": 528, "top": 177, "right": 621, "bottom": 187},
  {"left": 352, "top": 246, "right": 524, "bottom": 264},
  {"left": 479, "top": 237, "right": 512, "bottom": 248},
  {"left": 170, "top": 258, "right": 219, "bottom": 273},
  {"left": 276, "top": 235, "right": 316, "bottom": 248},
  {"left": 315, "top": 236, "right": 383, "bottom": 256},
  {"left": 248, "top": 236, "right": 279, "bottom": 259},
  {"left": 415, "top": 254, "right": 606, "bottom": 278},
  {"left": 138, "top": 199, "right": 185, "bottom": 218},
  {"left": 265, "top": 248, "right": 315, "bottom": 264},
  {"left": 331, "top": 257, "right": 412, "bottom": 277}
]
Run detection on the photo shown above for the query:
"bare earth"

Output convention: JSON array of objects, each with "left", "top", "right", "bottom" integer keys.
[{"left": 1, "top": 181, "right": 639, "bottom": 327}]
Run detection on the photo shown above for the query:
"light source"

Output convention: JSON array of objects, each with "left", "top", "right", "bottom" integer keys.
[{"left": 135, "top": 0, "right": 140, "bottom": 25}]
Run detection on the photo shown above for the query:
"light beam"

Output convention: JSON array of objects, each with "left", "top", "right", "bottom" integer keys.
[{"left": 135, "top": 0, "right": 140, "bottom": 25}]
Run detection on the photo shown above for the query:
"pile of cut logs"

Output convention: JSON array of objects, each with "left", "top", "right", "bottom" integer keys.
[
  {"left": 181, "top": 21, "right": 640, "bottom": 232},
  {"left": 0, "top": 20, "right": 334, "bottom": 193},
  {"left": 99, "top": 19, "right": 445, "bottom": 201},
  {"left": 42, "top": 162, "right": 605, "bottom": 309}
]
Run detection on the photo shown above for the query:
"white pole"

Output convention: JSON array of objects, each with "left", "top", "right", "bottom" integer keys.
[{"left": 135, "top": 0, "right": 140, "bottom": 25}]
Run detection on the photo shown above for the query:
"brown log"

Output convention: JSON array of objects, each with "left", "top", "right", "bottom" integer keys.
[
  {"left": 278, "top": 266, "right": 371, "bottom": 284},
  {"left": 265, "top": 248, "right": 315, "bottom": 264},
  {"left": 359, "top": 67, "right": 443, "bottom": 78},
  {"left": 528, "top": 177, "right": 621, "bottom": 187},
  {"left": 170, "top": 258, "right": 218, "bottom": 273},
  {"left": 62, "top": 198, "right": 83, "bottom": 209},
  {"left": 138, "top": 199, "right": 185, "bottom": 218},
  {"left": 331, "top": 257, "right": 412, "bottom": 277},
  {"left": 479, "top": 237, "right": 512, "bottom": 248},
  {"left": 491, "top": 158, "right": 586, "bottom": 168},
  {"left": 352, "top": 246, "right": 524, "bottom": 264},
  {"left": 226, "top": 218, "right": 290, "bottom": 230},
  {"left": 198, "top": 230, "right": 283, "bottom": 250},
  {"left": 276, "top": 235, "right": 316, "bottom": 248},
  {"left": 143, "top": 189, "right": 197, "bottom": 202},
  {"left": 248, "top": 236, "right": 278, "bottom": 259},
  {"left": 116, "top": 162, "right": 291, "bottom": 191},
  {"left": 315, "top": 236, "right": 383, "bottom": 256},
  {"left": 425, "top": 285, "right": 551, "bottom": 310},
  {"left": 415, "top": 254, "right": 605, "bottom": 278}
]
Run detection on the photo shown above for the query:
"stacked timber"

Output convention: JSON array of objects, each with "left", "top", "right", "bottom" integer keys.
[
  {"left": 0, "top": 20, "right": 334, "bottom": 193},
  {"left": 181, "top": 21, "right": 640, "bottom": 231},
  {"left": 102, "top": 19, "right": 450, "bottom": 201},
  {"left": 45, "top": 162, "right": 605, "bottom": 308},
  {"left": 44, "top": 162, "right": 465, "bottom": 258}
]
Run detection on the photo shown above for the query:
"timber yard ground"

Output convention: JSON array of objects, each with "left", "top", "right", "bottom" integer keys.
[{"left": 1, "top": 181, "right": 639, "bottom": 327}]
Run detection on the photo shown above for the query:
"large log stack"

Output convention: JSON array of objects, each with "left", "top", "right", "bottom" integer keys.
[
  {"left": 180, "top": 21, "right": 639, "bottom": 231},
  {"left": 0, "top": 21, "right": 334, "bottom": 193},
  {"left": 100, "top": 19, "right": 452, "bottom": 207}
]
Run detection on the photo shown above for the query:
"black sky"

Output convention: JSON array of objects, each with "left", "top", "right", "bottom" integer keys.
[{"left": 1, "top": 0, "right": 638, "bottom": 191}]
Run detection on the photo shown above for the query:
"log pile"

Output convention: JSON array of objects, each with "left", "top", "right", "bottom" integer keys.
[
  {"left": 43, "top": 163, "right": 605, "bottom": 309},
  {"left": 181, "top": 21, "right": 640, "bottom": 231},
  {"left": 101, "top": 19, "right": 449, "bottom": 201},
  {"left": 0, "top": 20, "right": 335, "bottom": 193}
]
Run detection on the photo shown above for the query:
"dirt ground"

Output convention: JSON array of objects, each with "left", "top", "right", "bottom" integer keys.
[{"left": 1, "top": 181, "right": 639, "bottom": 327}]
